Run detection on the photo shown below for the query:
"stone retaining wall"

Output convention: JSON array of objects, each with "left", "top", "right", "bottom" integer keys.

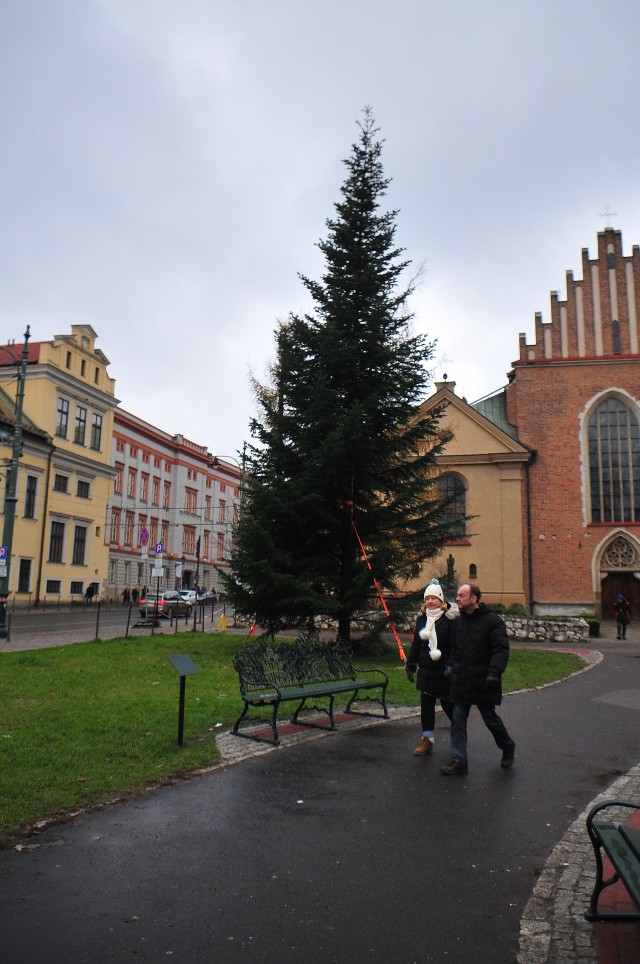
[
  {"left": 504, "top": 616, "right": 590, "bottom": 644},
  {"left": 288, "top": 613, "right": 591, "bottom": 645}
]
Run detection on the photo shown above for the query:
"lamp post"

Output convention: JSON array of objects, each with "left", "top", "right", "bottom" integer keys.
[
  {"left": 192, "top": 537, "right": 200, "bottom": 631},
  {"left": 212, "top": 443, "right": 246, "bottom": 505},
  {"left": 0, "top": 326, "right": 31, "bottom": 638}
]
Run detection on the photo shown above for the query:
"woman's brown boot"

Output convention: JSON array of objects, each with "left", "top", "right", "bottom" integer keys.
[{"left": 413, "top": 736, "right": 433, "bottom": 756}]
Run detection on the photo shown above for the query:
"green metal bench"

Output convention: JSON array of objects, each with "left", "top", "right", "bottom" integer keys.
[
  {"left": 232, "top": 637, "right": 389, "bottom": 746},
  {"left": 584, "top": 799, "right": 640, "bottom": 921}
]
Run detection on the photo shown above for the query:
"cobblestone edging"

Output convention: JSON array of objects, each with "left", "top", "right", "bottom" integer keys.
[{"left": 517, "top": 762, "right": 640, "bottom": 963}]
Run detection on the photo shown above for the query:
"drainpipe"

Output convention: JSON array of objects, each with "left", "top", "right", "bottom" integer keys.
[
  {"left": 35, "top": 446, "right": 54, "bottom": 607},
  {"left": 524, "top": 452, "right": 537, "bottom": 615}
]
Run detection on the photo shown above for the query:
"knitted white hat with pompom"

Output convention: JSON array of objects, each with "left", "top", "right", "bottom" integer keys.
[{"left": 423, "top": 579, "right": 444, "bottom": 602}]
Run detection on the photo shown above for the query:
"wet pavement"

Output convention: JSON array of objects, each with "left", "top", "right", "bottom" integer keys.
[{"left": 0, "top": 621, "right": 638, "bottom": 962}]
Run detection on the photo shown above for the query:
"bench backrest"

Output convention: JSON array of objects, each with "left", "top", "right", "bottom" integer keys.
[{"left": 233, "top": 639, "right": 357, "bottom": 695}]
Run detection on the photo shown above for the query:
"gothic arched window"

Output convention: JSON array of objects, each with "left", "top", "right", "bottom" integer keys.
[
  {"left": 438, "top": 473, "right": 467, "bottom": 538},
  {"left": 588, "top": 397, "right": 640, "bottom": 522}
]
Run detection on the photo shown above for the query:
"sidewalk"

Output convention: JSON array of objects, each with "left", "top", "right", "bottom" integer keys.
[{"left": 213, "top": 702, "right": 640, "bottom": 964}]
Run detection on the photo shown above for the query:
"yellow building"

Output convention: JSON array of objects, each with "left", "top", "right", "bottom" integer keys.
[
  {"left": 404, "top": 379, "right": 532, "bottom": 607},
  {"left": 0, "top": 325, "right": 118, "bottom": 604}
]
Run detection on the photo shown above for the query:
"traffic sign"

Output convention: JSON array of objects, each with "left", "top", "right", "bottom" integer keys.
[
  {"left": 155, "top": 542, "right": 164, "bottom": 555},
  {"left": 140, "top": 526, "right": 150, "bottom": 547},
  {"left": 0, "top": 546, "right": 7, "bottom": 561}
]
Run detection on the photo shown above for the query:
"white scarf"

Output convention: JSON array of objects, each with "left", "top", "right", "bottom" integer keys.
[{"left": 419, "top": 607, "right": 444, "bottom": 660}]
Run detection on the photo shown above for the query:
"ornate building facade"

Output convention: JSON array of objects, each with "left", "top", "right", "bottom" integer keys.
[
  {"left": 505, "top": 227, "right": 640, "bottom": 618},
  {"left": 411, "top": 228, "right": 639, "bottom": 619},
  {"left": 0, "top": 325, "right": 117, "bottom": 604}
]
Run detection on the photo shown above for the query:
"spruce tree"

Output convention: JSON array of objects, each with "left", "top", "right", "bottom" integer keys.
[{"left": 228, "top": 109, "right": 453, "bottom": 639}]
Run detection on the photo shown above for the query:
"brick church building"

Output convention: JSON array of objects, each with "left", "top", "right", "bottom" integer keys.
[{"left": 413, "top": 228, "right": 640, "bottom": 620}]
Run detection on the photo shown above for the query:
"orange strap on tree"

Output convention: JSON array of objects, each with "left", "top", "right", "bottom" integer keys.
[{"left": 348, "top": 512, "right": 406, "bottom": 662}]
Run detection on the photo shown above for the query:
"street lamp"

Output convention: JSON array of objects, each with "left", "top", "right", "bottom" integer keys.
[
  {"left": 212, "top": 444, "right": 246, "bottom": 504},
  {"left": 0, "top": 326, "right": 31, "bottom": 638}
]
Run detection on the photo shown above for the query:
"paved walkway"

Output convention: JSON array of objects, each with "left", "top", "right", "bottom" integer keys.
[
  {"left": 1, "top": 619, "right": 638, "bottom": 962},
  {"left": 214, "top": 658, "right": 640, "bottom": 964}
]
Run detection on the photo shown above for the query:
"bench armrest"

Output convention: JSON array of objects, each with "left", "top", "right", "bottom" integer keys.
[{"left": 586, "top": 799, "right": 640, "bottom": 838}]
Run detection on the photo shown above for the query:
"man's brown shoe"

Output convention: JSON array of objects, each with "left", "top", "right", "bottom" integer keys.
[
  {"left": 413, "top": 737, "right": 433, "bottom": 756},
  {"left": 440, "top": 761, "right": 468, "bottom": 776}
]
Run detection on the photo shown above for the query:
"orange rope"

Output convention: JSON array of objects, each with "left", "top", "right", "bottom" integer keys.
[{"left": 349, "top": 515, "right": 406, "bottom": 662}]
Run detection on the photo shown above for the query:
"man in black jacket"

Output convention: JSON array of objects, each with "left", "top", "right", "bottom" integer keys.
[{"left": 440, "top": 584, "right": 516, "bottom": 776}]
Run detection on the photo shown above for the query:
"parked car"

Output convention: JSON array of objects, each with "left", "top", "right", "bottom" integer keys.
[
  {"left": 179, "top": 590, "right": 199, "bottom": 605},
  {"left": 139, "top": 590, "right": 192, "bottom": 618},
  {"left": 179, "top": 589, "right": 217, "bottom": 605}
]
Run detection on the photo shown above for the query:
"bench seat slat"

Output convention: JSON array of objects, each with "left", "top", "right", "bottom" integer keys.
[
  {"left": 620, "top": 826, "right": 640, "bottom": 863},
  {"left": 245, "top": 678, "right": 382, "bottom": 704},
  {"left": 594, "top": 826, "right": 640, "bottom": 903}
]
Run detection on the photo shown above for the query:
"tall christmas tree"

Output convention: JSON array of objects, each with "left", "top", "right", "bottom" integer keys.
[{"left": 228, "top": 109, "right": 453, "bottom": 639}]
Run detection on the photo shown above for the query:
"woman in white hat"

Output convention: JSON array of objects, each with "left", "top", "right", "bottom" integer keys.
[{"left": 405, "top": 579, "right": 456, "bottom": 756}]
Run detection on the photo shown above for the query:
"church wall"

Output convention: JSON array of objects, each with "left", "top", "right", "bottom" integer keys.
[{"left": 507, "top": 228, "right": 640, "bottom": 617}]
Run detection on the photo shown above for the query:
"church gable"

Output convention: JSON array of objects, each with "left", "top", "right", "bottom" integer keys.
[
  {"left": 422, "top": 380, "right": 530, "bottom": 461},
  {"left": 517, "top": 227, "right": 640, "bottom": 364}
]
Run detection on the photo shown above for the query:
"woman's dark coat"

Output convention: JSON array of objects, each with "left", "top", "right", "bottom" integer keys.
[
  {"left": 447, "top": 603, "right": 509, "bottom": 705},
  {"left": 406, "top": 608, "right": 456, "bottom": 698}
]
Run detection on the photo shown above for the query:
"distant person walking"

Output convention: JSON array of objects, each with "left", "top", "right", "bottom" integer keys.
[
  {"left": 131, "top": 587, "right": 139, "bottom": 604},
  {"left": 613, "top": 593, "right": 630, "bottom": 640},
  {"left": 121, "top": 587, "right": 130, "bottom": 605},
  {"left": 84, "top": 584, "right": 95, "bottom": 607},
  {"left": 405, "top": 579, "right": 455, "bottom": 756},
  {"left": 441, "top": 583, "right": 515, "bottom": 776}
]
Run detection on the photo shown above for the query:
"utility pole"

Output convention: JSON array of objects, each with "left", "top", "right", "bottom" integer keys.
[{"left": 0, "top": 326, "right": 31, "bottom": 638}]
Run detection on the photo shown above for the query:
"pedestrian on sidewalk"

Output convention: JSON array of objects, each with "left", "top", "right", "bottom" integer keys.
[
  {"left": 440, "top": 583, "right": 515, "bottom": 776},
  {"left": 405, "top": 579, "right": 456, "bottom": 757},
  {"left": 613, "top": 593, "right": 630, "bottom": 640}
]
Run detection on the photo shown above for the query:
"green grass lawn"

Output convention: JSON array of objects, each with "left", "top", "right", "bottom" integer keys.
[{"left": 0, "top": 633, "right": 584, "bottom": 846}]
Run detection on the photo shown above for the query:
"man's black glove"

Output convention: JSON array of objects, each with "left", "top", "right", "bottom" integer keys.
[
  {"left": 485, "top": 673, "right": 499, "bottom": 689},
  {"left": 405, "top": 665, "right": 415, "bottom": 683},
  {"left": 444, "top": 665, "right": 452, "bottom": 679}
]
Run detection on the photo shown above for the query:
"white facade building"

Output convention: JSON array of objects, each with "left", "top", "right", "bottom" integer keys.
[{"left": 105, "top": 409, "right": 242, "bottom": 600}]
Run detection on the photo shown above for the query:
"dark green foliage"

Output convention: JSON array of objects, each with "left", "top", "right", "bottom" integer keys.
[
  {"left": 579, "top": 613, "right": 601, "bottom": 637},
  {"left": 227, "top": 110, "right": 455, "bottom": 638},
  {"left": 491, "top": 603, "right": 529, "bottom": 616}
]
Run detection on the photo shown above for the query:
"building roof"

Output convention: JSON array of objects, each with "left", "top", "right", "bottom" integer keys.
[
  {"left": 0, "top": 341, "right": 40, "bottom": 366},
  {"left": 470, "top": 388, "right": 519, "bottom": 439}
]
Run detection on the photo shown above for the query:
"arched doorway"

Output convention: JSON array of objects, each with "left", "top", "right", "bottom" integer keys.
[{"left": 599, "top": 534, "right": 640, "bottom": 620}]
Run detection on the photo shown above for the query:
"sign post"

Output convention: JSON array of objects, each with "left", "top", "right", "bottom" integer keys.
[
  {"left": 167, "top": 653, "right": 199, "bottom": 746},
  {"left": 151, "top": 542, "right": 164, "bottom": 632}
]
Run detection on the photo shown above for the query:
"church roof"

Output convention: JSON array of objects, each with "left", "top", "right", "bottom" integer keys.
[{"left": 471, "top": 388, "right": 518, "bottom": 439}]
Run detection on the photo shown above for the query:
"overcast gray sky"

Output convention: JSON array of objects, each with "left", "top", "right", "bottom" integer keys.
[{"left": 2, "top": 1, "right": 639, "bottom": 457}]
